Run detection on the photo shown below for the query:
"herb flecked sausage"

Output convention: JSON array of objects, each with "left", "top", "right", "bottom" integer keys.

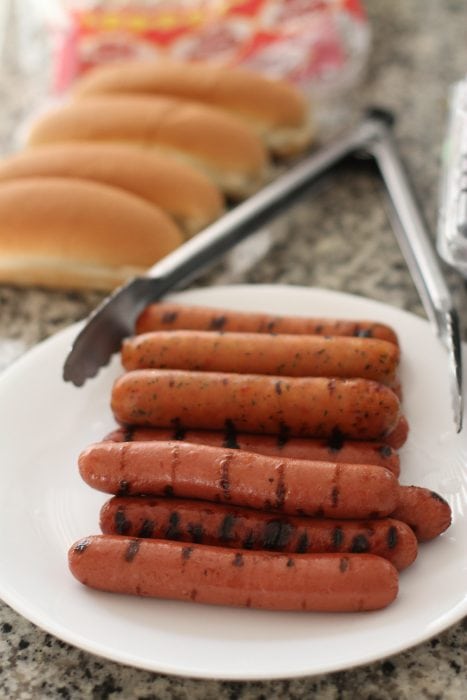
[
  {"left": 99, "top": 496, "right": 418, "bottom": 570},
  {"left": 111, "top": 370, "right": 402, "bottom": 441},
  {"left": 104, "top": 426, "right": 401, "bottom": 477},
  {"left": 121, "top": 331, "right": 400, "bottom": 386},
  {"left": 68, "top": 535, "right": 399, "bottom": 611},
  {"left": 135, "top": 302, "right": 399, "bottom": 346},
  {"left": 79, "top": 441, "right": 399, "bottom": 518}
]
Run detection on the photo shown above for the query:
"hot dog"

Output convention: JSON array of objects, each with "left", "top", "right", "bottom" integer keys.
[
  {"left": 383, "top": 415, "right": 409, "bottom": 450},
  {"left": 135, "top": 302, "right": 399, "bottom": 346},
  {"left": 104, "top": 427, "right": 401, "bottom": 477},
  {"left": 99, "top": 496, "right": 418, "bottom": 571},
  {"left": 68, "top": 535, "right": 399, "bottom": 611},
  {"left": 121, "top": 331, "right": 400, "bottom": 386},
  {"left": 111, "top": 370, "right": 402, "bottom": 442},
  {"left": 392, "top": 486, "right": 452, "bottom": 542},
  {"left": 79, "top": 441, "right": 399, "bottom": 518}
]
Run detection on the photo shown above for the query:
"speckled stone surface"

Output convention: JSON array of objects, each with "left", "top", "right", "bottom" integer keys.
[{"left": 1, "top": 1, "right": 467, "bottom": 698}]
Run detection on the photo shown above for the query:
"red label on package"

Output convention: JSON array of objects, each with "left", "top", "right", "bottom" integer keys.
[{"left": 54, "top": 0, "right": 368, "bottom": 93}]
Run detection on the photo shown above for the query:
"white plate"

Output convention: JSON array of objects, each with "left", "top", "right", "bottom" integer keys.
[{"left": 0, "top": 285, "right": 466, "bottom": 681}]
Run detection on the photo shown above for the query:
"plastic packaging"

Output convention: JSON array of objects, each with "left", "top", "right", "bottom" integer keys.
[
  {"left": 437, "top": 76, "right": 467, "bottom": 276},
  {"left": 52, "top": 1, "right": 370, "bottom": 117}
]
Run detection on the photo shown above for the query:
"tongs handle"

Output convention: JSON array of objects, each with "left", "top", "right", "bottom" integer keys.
[
  {"left": 143, "top": 117, "right": 385, "bottom": 290},
  {"left": 365, "top": 111, "right": 463, "bottom": 431},
  {"left": 62, "top": 114, "right": 389, "bottom": 388},
  {"left": 366, "top": 113, "right": 452, "bottom": 319}
]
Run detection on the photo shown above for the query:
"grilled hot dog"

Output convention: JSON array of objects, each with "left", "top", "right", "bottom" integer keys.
[
  {"left": 111, "top": 370, "right": 402, "bottom": 442},
  {"left": 135, "top": 302, "right": 399, "bottom": 346},
  {"left": 383, "top": 415, "right": 409, "bottom": 450},
  {"left": 100, "top": 496, "right": 418, "bottom": 570},
  {"left": 104, "top": 426, "right": 401, "bottom": 477},
  {"left": 68, "top": 535, "right": 399, "bottom": 611},
  {"left": 121, "top": 330, "right": 400, "bottom": 386},
  {"left": 393, "top": 486, "right": 452, "bottom": 542},
  {"left": 79, "top": 441, "right": 399, "bottom": 518}
]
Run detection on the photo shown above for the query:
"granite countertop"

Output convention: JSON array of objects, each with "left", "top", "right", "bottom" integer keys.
[{"left": 1, "top": 1, "right": 466, "bottom": 697}]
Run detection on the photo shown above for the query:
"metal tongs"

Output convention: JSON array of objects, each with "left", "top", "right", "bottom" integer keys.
[{"left": 63, "top": 109, "right": 463, "bottom": 432}]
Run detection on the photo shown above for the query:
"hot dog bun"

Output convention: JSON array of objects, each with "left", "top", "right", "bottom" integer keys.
[
  {"left": 0, "top": 144, "right": 224, "bottom": 237},
  {"left": 26, "top": 96, "right": 269, "bottom": 199},
  {"left": 72, "top": 59, "right": 313, "bottom": 157},
  {"left": 0, "top": 178, "right": 183, "bottom": 290}
]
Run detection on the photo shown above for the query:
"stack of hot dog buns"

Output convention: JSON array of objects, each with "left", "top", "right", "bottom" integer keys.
[
  {"left": 0, "top": 145, "right": 224, "bottom": 239},
  {"left": 69, "top": 303, "right": 451, "bottom": 612},
  {"left": 0, "top": 59, "right": 312, "bottom": 291},
  {"left": 71, "top": 59, "right": 313, "bottom": 158},
  {"left": 26, "top": 96, "right": 269, "bottom": 199},
  {"left": 0, "top": 178, "right": 184, "bottom": 291}
]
